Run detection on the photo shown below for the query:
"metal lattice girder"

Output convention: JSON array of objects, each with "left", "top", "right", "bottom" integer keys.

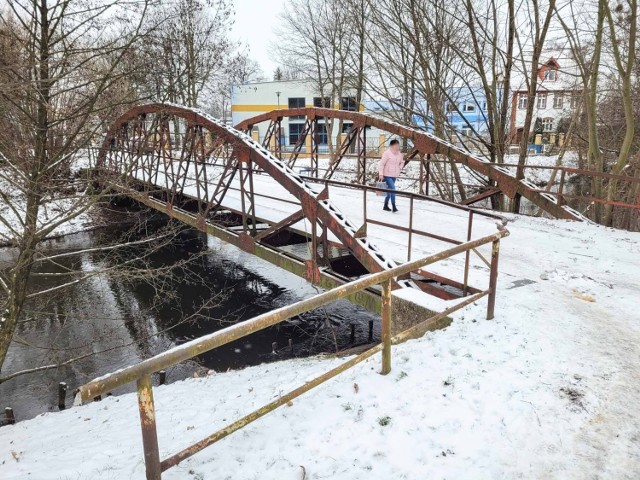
[
  {"left": 403, "top": 148, "right": 420, "bottom": 167},
  {"left": 310, "top": 119, "right": 320, "bottom": 177},
  {"left": 260, "top": 119, "right": 278, "bottom": 150},
  {"left": 200, "top": 149, "right": 239, "bottom": 222},
  {"left": 356, "top": 125, "right": 368, "bottom": 184},
  {"left": 99, "top": 108, "right": 240, "bottom": 218},
  {"left": 97, "top": 103, "right": 399, "bottom": 276},
  {"left": 235, "top": 108, "right": 585, "bottom": 221},
  {"left": 462, "top": 188, "right": 502, "bottom": 206},
  {"left": 323, "top": 125, "right": 361, "bottom": 180},
  {"left": 287, "top": 119, "right": 313, "bottom": 168},
  {"left": 253, "top": 209, "right": 304, "bottom": 242},
  {"left": 237, "top": 146, "right": 257, "bottom": 235},
  {"left": 169, "top": 123, "right": 195, "bottom": 205}
]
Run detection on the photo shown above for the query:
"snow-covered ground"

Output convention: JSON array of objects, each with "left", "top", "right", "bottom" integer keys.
[{"left": 1, "top": 214, "right": 639, "bottom": 479}]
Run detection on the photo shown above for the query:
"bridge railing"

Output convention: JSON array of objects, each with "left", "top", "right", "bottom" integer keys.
[
  {"left": 75, "top": 227, "right": 508, "bottom": 480},
  {"left": 305, "top": 176, "right": 504, "bottom": 294},
  {"left": 236, "top": 164, "right": 506, "bottom": 264}
]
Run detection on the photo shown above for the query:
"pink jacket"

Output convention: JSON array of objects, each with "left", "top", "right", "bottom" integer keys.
[{"left": 379, "top": 149, "right": 404, "bottom": 178}]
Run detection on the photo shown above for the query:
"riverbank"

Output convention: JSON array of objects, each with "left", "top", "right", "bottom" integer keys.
[{"left": 1, "top": 214, "right": 638, "bottom": 479}]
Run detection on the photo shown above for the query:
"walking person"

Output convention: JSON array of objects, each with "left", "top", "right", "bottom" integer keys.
[{"left": 378, "top": 139, "right": 404, "bottom": 212}]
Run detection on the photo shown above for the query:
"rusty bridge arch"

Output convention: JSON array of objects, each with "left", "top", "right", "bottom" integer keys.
[
  {"left": 97, "top": 103, "right": 401, "bottom": 290},
  {"left": 235, "top": 107, "right": 585, "bottom": 221}
]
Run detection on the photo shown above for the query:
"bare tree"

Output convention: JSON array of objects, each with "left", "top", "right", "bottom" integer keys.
[
  {"left": 447, "top": 1, "right": 516, "bottom": 157},
  {"left": 440, "top": 0, "right": 517, "bottom": 209},
  {"left": 512, "top": 0, "right": 558, "bottom": 213},
  {"left": 601, "top": 0, "right": 638, "bottom": 225},
  {"left": 364, "top": 0, "right": 469, "bottom": 201},
  {"left": 0, "top": 0, "right": 152, "bottom": 372},
  {"left": 139, "top": 0, "right": 238, "bottom": 108},
  {"left": 212, "top": 52, "right": 263, "bottom": 120},
  {"left": 556, "top": 0, "right": 606, "bottom": 221},
  {"left": 274, "top": 0, "right": 364, "bottom": 162},
  {"left": 344, "top": 0, "right": 369, "bottom": 108}
]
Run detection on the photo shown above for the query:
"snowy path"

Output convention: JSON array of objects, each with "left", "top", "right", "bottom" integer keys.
[{"left": 1, "top": 214, "right": 638, "bottom": 479}]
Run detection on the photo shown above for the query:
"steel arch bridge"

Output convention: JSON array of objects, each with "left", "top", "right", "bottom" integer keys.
[
  {"left": 98, "top": 103, "right": 515, "bottom": 311},
  {"left": 235, "top": 107, "right": 586, "bottom": 221}
]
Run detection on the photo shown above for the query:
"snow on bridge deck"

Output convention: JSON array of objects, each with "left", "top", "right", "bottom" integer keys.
[{"left": 133, "top": 161, "right": 505, "bottom": 312}]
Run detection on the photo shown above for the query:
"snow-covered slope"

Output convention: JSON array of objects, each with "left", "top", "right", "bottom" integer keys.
[{"left": 0, "top": 215, "right": 638, "bottom": 479}]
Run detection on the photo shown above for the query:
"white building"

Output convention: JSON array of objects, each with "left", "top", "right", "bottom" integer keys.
[
  {"left": 231, "top": 79, "right": 363, "bottom": 151},
  {"left": 509, "top": 49, "right": 582, "bottom": 145}
]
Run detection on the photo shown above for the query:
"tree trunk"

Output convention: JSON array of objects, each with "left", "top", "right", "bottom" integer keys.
[
  {"left": 603, "top": 0, "right": 637, "bottom": 226},
  {"left": 512, "top": 0, "right": 556, "bottom": 213}
]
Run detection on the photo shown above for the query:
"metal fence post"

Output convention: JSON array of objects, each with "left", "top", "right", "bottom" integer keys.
[
  {"left": 137, "top": 375, "right": 161, "bottom": 480},
  {"left": 381, "top": 279, "right": 392, "bottom": 374},
  {"left": 463, "top": 210, "right": 474, "bottom": 295},
  {"left": 426, "top": 154, "right": 431, "bottom": 196},
  {"left": 487, "top": 239, "right": 501, "bottom": 320},
  {"left": 363, "top": 187, "right": 367, "bottom": 224},
  {"left": 558, "top": 168, "right": 566, "bottom": 206},
  {"left": 407, "top": 196, "right": 414, "bottom": 261}
]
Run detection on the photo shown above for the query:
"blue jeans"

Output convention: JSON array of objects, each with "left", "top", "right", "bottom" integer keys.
[{"left": 383, "top": 176, "right": 396, "bottom": 206}]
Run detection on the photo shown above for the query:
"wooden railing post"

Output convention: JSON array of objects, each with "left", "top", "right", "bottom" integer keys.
[
  {"left": 487, "top": 239, "right": 501, "bottom": 320},
  {"left": 137, "top": 375, "right": 161, "bottom": 480},
  {"left": 381, "top": 279, "right": 392, "bottom": 374}
]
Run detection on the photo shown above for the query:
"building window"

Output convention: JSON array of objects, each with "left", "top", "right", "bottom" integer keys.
[
  {"left": 463, "top": 103, "right": 476, "bottom": 112},
  {"left": 342, "top": 122, "right": 353, "bottom": 133},
  {"left": 570, "top": 93, "right": 581, "bottom": 109},
  {"left": 313, "top": 97, "right": 331, "bottom": 108},
  {"left": 544, "top": 69, "right": 557, "bottom": 81},
  {"left": 461, "top": 127, "right": 473, "bottom": 137},
  {"left": 289, "top": 123, "right": 305, "bottom": 145},
  {"left": 537, "top": 93, "right": 547, "bottom": 109},
  {"left": 541, "top": 118, "right": 554, "bottom": 132},
  {"left": 518, "top": 94, "right": 528, "bottom": 109},
  {"left": 288, "top": 97, "right": 305, "bottom": 109},
  {"left": 315, "top": 123, "right": 328, "bottom": 145},
  {"left": 288, "top": 97, "right": 306, "bottom": 119},
  {"left": 553, "top": 94, "right": 564, "bottom": 109},
  {"left": 341, "top": 97, "right": 357, "bottom": 111}
]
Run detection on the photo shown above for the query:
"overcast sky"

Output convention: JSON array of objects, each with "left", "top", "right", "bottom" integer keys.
[{"left": 231, "top": 0, "right": 286, "bottom": 78}]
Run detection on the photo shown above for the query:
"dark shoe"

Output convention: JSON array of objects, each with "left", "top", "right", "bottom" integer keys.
[
  {"left": 383, "top": 205, "right": 391, "bottom": 211},
  {"left": 392, "top": 206, "right": 398, "bottom": 213}
]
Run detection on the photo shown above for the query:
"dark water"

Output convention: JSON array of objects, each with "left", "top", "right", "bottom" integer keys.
[{"left": 0, "top": 212, "right": 379, "bottom": 423}]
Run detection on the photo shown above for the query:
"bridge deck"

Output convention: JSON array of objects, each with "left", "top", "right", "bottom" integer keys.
[{"left": 137, "top": 162, "right": 501, "bottom": 312}]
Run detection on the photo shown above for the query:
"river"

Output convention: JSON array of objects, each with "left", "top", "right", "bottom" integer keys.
[{"left": 0, "top": 209, "right": 380, "bottom": 423}]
